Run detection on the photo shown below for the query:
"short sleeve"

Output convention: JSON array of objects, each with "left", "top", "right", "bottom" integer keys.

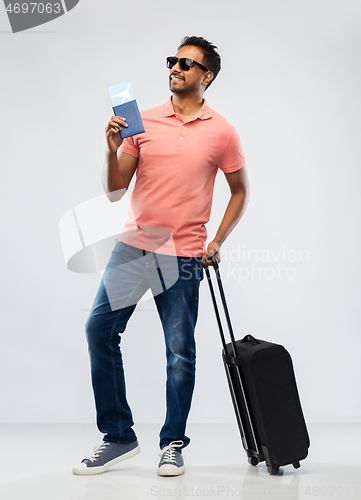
[
  {"left": 218, "top": 127, "right": 246, "bottom": 173},
  {"left": 119, "top": 135, "right": 140, "bottom": 158}
]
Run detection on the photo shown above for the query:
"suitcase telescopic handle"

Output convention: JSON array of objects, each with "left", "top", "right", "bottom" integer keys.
[
  {"left": 206, "top": 256, "right": 260, "bottom": 349},
  {"left": 205, "top": 254, "right": 260, "bottom": 455},
  {"left": 204, "top": 254, "right": 239, "bottom": 359}
]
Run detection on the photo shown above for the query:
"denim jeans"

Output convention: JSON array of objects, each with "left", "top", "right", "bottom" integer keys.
[{"left": 85, "top": 242, "right": 203, "bottom": 449}]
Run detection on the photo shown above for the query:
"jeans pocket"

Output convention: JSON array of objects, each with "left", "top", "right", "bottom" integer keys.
[{"left": 195, "top": 264, "right": 204, "bottom": 281}]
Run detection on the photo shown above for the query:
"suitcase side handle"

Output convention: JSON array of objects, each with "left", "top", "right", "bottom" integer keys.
[{"left": 242, "top": 334, "right": 261, "bottom": 345}]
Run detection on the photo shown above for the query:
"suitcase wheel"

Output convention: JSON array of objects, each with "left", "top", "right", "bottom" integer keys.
[
  {"left": 248, "top": 457, "right": 259, "bottom": 466},
  {"left": 267, "top": 465, "right": 280, "bottom": 475},
  {"left": 292, "top": 461, "right": 301, "bottom": 469}
]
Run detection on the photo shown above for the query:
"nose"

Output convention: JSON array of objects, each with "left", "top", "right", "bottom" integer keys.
[{"left": 171, "top": 60, "right": 181, "bottom": 72}]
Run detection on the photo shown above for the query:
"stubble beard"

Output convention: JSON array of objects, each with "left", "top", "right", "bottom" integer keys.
[{"left": 169, "top": 79, "right": 199, "bottom": 96}]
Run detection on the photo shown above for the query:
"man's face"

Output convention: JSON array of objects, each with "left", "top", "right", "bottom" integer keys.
[{"left": 169, "top": 45, "right": 211, "bottom": 95}]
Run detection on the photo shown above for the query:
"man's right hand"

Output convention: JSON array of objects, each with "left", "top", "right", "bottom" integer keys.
[{"left": 105, "top": 116, "right": 129, "bottom": 154}]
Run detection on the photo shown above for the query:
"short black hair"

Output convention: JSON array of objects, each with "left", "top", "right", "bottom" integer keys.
[{"left": 177, "top": 36, "right": 221, "bottom": 90}]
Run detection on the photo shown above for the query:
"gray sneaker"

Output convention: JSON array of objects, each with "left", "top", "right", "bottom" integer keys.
[
  {"left": 157, "top": 440, "right": 185, "bottom": 476},
  {"left": 72, "top": 439, "right": 140, "bottom": 475}
]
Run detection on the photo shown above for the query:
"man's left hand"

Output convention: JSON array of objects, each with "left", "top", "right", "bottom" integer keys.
[{"left": 201, "top": 241, "right": 220, "bottom": 267}]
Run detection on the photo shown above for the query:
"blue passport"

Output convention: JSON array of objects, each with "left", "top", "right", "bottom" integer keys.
[{"left": 112, "top": 100, "right": 145, "bottom": 139}]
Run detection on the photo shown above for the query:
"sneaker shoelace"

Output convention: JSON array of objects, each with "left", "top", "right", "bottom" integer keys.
[
  {"left": 159, "top": 440, "right": 183, "bottom": 464},
  {"left": 88, "top": 441, "right": 110, "bottom": 463},
  {"left": 161, "top": 447, "right": 177, "bottom": 464}
]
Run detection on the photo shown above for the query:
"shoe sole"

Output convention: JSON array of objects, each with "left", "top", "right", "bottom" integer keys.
[
  {"left": 72, "top": 445, "right": 140, "bottom": 475},
  {"left": 157, "top": 464, "right": 185, "bottom": 476}
]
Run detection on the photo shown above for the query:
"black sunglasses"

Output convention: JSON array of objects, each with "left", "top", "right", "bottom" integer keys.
[{"left": 166, "top": 56, "right": 210, "bottom": 73}]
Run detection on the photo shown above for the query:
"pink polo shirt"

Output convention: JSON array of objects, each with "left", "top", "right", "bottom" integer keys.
[{"left": 116, "top": 97, "right": 245, "bottom": 257}]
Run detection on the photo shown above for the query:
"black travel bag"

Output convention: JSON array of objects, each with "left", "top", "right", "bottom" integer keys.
[{"left": 205, "top": 256, "right": 310, "bottom": 475}]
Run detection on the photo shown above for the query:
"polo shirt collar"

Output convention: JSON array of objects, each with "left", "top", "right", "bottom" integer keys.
[{"left": 163, "top": 96, "right": 213, "bottom": 120}]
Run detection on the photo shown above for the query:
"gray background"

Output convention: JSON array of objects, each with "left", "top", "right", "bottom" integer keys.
[{"left": 0, "top": 0, "right": 360, "bottom": 426}]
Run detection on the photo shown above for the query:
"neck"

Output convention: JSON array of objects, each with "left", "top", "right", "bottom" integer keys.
[{"left": 171, "top": 93, "right": 204, "bottom": 120}]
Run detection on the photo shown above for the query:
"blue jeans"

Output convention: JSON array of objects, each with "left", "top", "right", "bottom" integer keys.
[{"left": 85, "top": 242, "right": 203, "bottom": 449}]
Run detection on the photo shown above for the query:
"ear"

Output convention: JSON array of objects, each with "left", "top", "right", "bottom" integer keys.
[{"left": 202, "top": 71, "right": 214, "bottom": 87}]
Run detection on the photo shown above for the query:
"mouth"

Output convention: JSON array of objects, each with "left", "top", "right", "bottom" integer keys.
[{"left": 170, "top": 73, "right": 184, "bottom": 83}]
